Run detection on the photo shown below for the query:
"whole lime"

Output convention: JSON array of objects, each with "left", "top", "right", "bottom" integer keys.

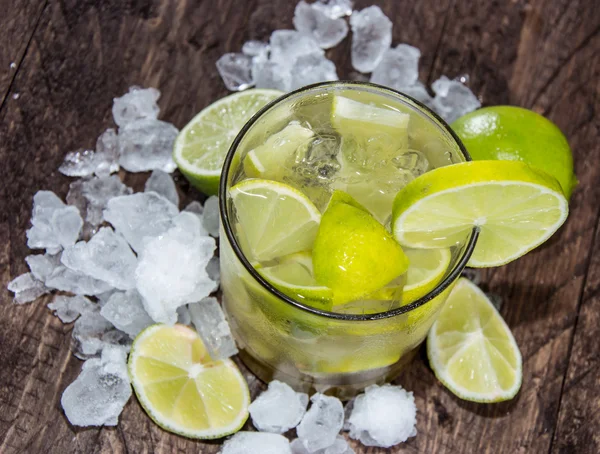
[{"left": 451, "top": 106, "right": 577, "bottom": 199}]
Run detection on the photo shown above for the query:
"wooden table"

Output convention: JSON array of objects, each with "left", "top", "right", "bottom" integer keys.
[{"left": 1, "top": 0, "right": 598, "bottom": 452}]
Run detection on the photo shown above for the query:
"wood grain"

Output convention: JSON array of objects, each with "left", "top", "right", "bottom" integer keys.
[{"left": 0, "top": 0, "right": 598, "bottom": 453}]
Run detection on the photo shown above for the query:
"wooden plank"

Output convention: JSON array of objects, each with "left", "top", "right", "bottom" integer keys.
[{"left": 0, "top": 0, "right": 47, "bottom": 105}]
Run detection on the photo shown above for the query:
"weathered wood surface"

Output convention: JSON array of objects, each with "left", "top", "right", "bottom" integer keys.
[{"left": 0, "top": 0, "right": 598, "bottom": 453}]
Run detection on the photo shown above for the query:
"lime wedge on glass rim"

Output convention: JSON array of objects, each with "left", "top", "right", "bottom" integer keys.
[
  {"left": 427, "top": 278, "right": 522, "bottom": 402},
  {"left": 392, "top": 161, "right": 569, "bottom": 267},
  {"left": 173, "top": 89, "right": 283, "bottom": 195},
  {"left": 128, "top": 324, "right": 250, "bottom": 439}
]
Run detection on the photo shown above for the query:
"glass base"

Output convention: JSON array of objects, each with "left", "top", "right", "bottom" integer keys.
[{"left": 238, "top": 346, "right": 419, "bottom": 400}]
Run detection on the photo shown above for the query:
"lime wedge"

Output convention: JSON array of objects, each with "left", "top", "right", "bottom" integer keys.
[
  {"left": 129, "top": 324, "right": 250, "bottom": 438},
  {"left": 313, "top": 198, "right": 409, "bottom": 304},
  {"left": 392, "top": 161, "right": 569, "bottom": 267},
  {"left": 174, "top": 89, "right": 283, "bottom": 195},
  {"left": 258, "top": 251, "right": 333, "bottom": 310},
  {"left": 403, "top": 247, "right": 451, "bottom": 303},
  {"left": 243, "top": 122, "right": 314, "bottom": 180},
  {"left": 427, "top": 278, "right": 522, "bottom": 402},
  {"left": 229, "top": 179, "right": 321, "bottom": 262}
]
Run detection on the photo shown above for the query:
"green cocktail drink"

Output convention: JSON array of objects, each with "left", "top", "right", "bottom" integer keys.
[{"left": 219, "top": 82, "right": 477, "bottom": 398}]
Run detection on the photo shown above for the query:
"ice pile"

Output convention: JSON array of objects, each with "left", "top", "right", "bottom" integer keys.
[
  {"left": 249, "top": 380, "right": 309, "bottom": 433},
  {"left": 215, "top": 1, "right": 480, "bottom": 122},
  {"left": 345, "top": 384, "right": 417, "bottom": 447}
]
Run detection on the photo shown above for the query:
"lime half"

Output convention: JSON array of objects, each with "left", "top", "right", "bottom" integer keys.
[
  {"left": 174, "top": 89, "right": 283, "bottom": 195},
  {"left": 427, "top": 278, "right": 522, "bottom": 402},
  {"left": 229, "top": 179, "right": 321, "bottom": 262},
  {"left": 129, "top": 324, "right": 250, "bottom": 438},
  {"left": 392, "top": 161, "right": 569, "bottom": 267}
]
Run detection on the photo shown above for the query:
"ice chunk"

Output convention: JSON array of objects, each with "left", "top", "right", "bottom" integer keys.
[
  {"left": 291, "top": 53, "right": 338, "bottom": 90},
  {"left": 25, "top": 253, "right": 61, "bottom": 281},
  {"left": 48, "top": 295, "right": 96, "bottom": 323},
  {"left": 59, "top": 149, "right": 98, "bottom": 178},
  {"left": 96, "top": 289, "right": 118, "bottom": 307},
  {"left": 400, "top": 81, "right": 434, "bottom": 108},
  {"left": 393, "top": 150, "right": 430, "bottom": 176},
  {"left": 313, "top": 0, "right": 353, "bottom": 19},
  {"left": 217, "top": 53, "right": 255, "bottom": 91},
  {"left": 350, "top": 6, "right": 392, "bottom": 73},
  {"left": 103, "top": 192, "right": 179, "bottom": 253},
  {"left": 100, "top": 290, "right": 153, "bottom": 338},
  {"left": 431, "top": 76, "right": 481, "bottom": 124},
  {"left": 370, "top": 44, "right": 421, "bottom": 89},
  {"left": 297, "top": 393, "right": 344, "bottom": 452},
  {"left": 206, "top": 255, "right": 220, "bottom": 287},
  {"left": 136, "top": 212, "right": 216, "bottom": 324},
  {"left": 184, "top": 200, "right": 203, "bottom": 215},
  {"left": 252, "top": 57, "right": 292, "bottom": 92},
  {"left": 176, "top": 305, "right": 192, "bottom": 325},
  {"left": 346, "top": 384, "right": 417, "bottom": 448},
  {"left": 293, "top": 1, "right": 349, "bottom": 49},
  {"left": 71, "top": 310, "right": 131, "bottom": 359},
  {"left": 46, "top": 265, "right": 113, "bottom": 295},
  {"left": 202, "top": 196, "right": 220, "bottom": 237},
  {"left": 7, "top": 272, "right": 49, "bottom": 304},
  {"left": 27, "top": 191, "right": 83, "bottom": 253},
  {"left": 61, "top": 346, "right": 131, "bottom": 426},
  {"left": 61, "top": 227, "right": 137, "bottom": 290},
  {"left": 270, "top": 30, "right": 324, "bottom": 67},
  {"left": 93, "top": 128, "right": 120, "bottom": 177},
  {"left": 81, "top": 175, "right": 133, "bottom": 227},
  {"left": 291, "top": 436, "right": 354, "bottom": 454},
  {"left": 242, "top": 40, "right": 269, "bottom": 57},
  {"left": 188, "top": 296, "right": 237, "bottom": 360},
  {"left": 221, "top": 432, "right": 292, "bottom": 454},
  {"left": 249, "top": 380, "right": 308, "bottom": 433},
  {"left": 145, "top": 170, "right": 179, "bottom": 207},
  {"left": 118, "top": 119, "right": 178, "bottom": 173},
  {"left": 112, "top": 86, "right": 160, "bottom": 128}
]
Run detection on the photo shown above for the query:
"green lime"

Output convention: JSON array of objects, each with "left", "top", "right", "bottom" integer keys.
[
  {"left": 427, "top": 278, "right": 522, "bottom": 403},
  {"left": 451, "top": 106, "right": 577, "bottom": 199},
  {"left": 392, "top": 161, "right": 569, "bottom": 267},
  {"left": 173, "top": 89, "right": 283, "bottom": 195}
]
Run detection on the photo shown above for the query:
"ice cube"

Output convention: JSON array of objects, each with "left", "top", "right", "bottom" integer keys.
[
  {"left": 48, "top": 295, "right": 96, "bottom": 323},
  {"left": 61, "top": 346, "right": 131, "bottom": 427},
  {"left": 249, "top": 380, "right": 308, "bottom": 433},
  {"left": 7, "top": 272, "right": 49, "bottom": 304},
  {"left": 96, "top": 289, "right": 118, "bottom": 307},
  {"left": 217, "top": 53, "right": 255, "bottom": 91},
  {"left": 188, "top": 296, "right": 237, "bottom": 360},
  {"left": 400, "top": 81, "right": 434, "bottom": 108},
  {"left": 206, "top": 255, "right": 220, "bottom": 287},
  {"left": 94, "top": 128, "right": 120, "bottom": 177},
  {"left": 82, "top": 175, "right": 133, "bottom": 227},
  {"left": 242, "top": 40, "right": 270, "bottom": 57},
  {"left": 27, "top": 191, "right": 83, "bottom": 253},
  {"left": 313, "top": 0, "right": 353, "bottom": 19},
  {"left": 59, "top": 149, "right": 99, "bottom": 178},
  {"left": 392, "top": 150, "right": 430, "bottom": 176},
  {"left": 431, "top": 76, "right": 481, "bottom": 124},
  {"left": 176, "top": 305, "right": 192, "bottom": 325},
  {"left": 46, "top": 265, "right": 113, "bottom": 295},
  {"left": 346, "top": 384, "right": 417, "bottom": 448},
  {"left": 71, "top": 310, "right": 114, "bottom": 358},
  {"left": 202, "top": 196, "right": 220, "bottom": 237},
  {"left": 293, "top": 1, "right": 349, "bottom": 49},
  {"left": 112, "top": 86, "right": 160, "bottom": 128},
  {"left": 291, "top": 53, "right": 338, "bottom": 90},
  {"left": 136, "top": 213, "right": 216, "bottom": 324},
  {"left": 270, "top": 30, "right": 324, "bottom": 67},
  {"left": 25, "top": 253, "right": 61, "bottom": 281},
  {"left": 184, "top": 200, "right": 203, "bottom": 215},
  {"left": 221, "top": 432, "right": 292, "bottom": 454},
  {"left": 103, "top": 192, "right": 179, "bottom": 253},
  {"left": 349, "top": 6, "right": 393, "bottom": 73},
  {"left": 297, "top": 393, "right": 344, "bottom": 453},
  {"left": 118, "top": 119, "right": 178, "bottom": 173},
  {"left": 370, "top": 44, "right": 421, "bottom": 89},
  {"left": 61, "top": 227, "right": 137, "bottom": 290},
  {"left": 100, "top": 290, "right": 153, "bottom": 337},
  {"left": 145, "top": 170, "right": 179, "bottom": 207},
  {"left": 291, "top": 436, "right": 355, "bottom": 454},
  {"left": 252, "top": 57, "right": 292, "bottom": 92}
]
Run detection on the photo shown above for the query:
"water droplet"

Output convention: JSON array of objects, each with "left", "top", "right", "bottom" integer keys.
[
  {"left": 12, "top": 93, "right": 20, "bottom": 100},
  {"left": 9, "top": 62, "right": 16, "bottom": 70}
]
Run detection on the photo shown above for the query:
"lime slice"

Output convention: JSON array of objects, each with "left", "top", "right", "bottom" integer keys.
[
  {"left": 229, "top": 179, "right": 321, "bottom": 262},
  {"left": 257, "top": 251, "right": 333, "bottom": 310},
  {"left": 243, "top": 122, "right": 314, "bottom": 180},
  {"left": 427, "top": 278, "right": 522, "bottom": 402},
  {"left": 392, "top": 161, "right": 569, "bottom": 267},
  {"left": 129, "top": 324, "right": 250, "bottom": 438},
  {"left": 403, "top": 247, "right": 452, "bottom": 303},
  {"left": 174, "top": 89, "right": 283, "bottom": 195},
  {"left": 313, "top": 198, "right": 410, "bottom": 304}
]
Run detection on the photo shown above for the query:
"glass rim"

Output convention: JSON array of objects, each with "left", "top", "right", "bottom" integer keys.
[{"left": 219, "top": 80, "right": 478, "bottom": 321}]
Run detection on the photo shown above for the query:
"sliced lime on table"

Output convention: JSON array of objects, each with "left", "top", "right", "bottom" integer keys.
[
  {"left": 129, "top": 324, "right": 250, "bottom": 439},
  {"left": 229, "top": 179, "right": 321, "bottom": 262},
  {"left": 427, "top": 278, "right": 522, "bottom": 403},
  {"left": 174, "top": 89, "right": 283, "bottom": 195},
  {"left": 392, "top": 161, "right": 569, "bottom": 267}
]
